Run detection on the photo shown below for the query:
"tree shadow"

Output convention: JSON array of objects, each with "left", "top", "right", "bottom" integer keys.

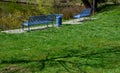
[
  {"left": 1, "top": 46, "right": 120, "bottom": 72},
  {"left": 98, "top": 4, "right": 119, "bottom": 12}
]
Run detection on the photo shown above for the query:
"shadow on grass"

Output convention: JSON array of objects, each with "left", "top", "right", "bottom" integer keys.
[
  {"left": 98, "top": 4, "right": 120, "bottom": 12},
  {"left": 1, "top": 46, "right": 120, "bottom": 72}
]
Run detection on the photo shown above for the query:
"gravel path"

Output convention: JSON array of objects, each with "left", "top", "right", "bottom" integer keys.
[
  {"left": 1, "top": 25, "right": 53, "bottom": 34},
  {"left": 63, "top": 18, "right": 85, "bottom": 24},
  {"left": 1, "top": 17, "right": 93, "bottom": 34}
]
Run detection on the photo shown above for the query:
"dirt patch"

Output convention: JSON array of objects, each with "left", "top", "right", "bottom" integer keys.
[{"left": 0, "top": 65, "right": 28, "bottom": 73}]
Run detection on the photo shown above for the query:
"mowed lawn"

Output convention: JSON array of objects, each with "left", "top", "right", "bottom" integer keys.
[{"left": 0, "top": 4, "right": 120, "bottom": 73}]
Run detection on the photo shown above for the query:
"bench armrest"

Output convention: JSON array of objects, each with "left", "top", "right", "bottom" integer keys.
[{"left": 22, "top": 19, "right": 28, "bottom": 23}]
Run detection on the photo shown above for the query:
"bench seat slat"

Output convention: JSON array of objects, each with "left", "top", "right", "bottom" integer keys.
[
  {"left": 74, "top": 13, "right": 91, "bottom": 18},
  {"left": 23, "top": 21, "right": 53, "bottom": 26}
]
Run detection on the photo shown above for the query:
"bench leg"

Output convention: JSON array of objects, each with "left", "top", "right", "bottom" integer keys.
[
  {"left": 52, "top": 22, "right": 54, "bottom": 27},
  {"left": 28, "top": 25, "right": 30, "bottom": 31},
  {"left": 22, "top": 25, "right": 24, "bottom": 31},
  {"left": 47, "top": 24, "right": 48, "bottom": 28}
]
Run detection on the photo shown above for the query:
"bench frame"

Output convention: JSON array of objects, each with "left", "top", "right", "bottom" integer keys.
[
  {"left": 73, "top": 8, "right": 92, "bottom": 19},
  {"left": 22, "top": 14, "right": 55, "bottom": 31}
]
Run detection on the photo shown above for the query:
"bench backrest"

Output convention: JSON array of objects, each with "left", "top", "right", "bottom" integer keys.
[
  {"left": 28, "top": 14, "right": 55, "bottom": 23},
  {"left": 80, "top": 8, "right": 92, "bottom": 16},
  {"left": 46, "top": 14, "right": 55, "bottom": 21},
  {"left": 29, "top": 15, "right": 46, "bottom": 22}
]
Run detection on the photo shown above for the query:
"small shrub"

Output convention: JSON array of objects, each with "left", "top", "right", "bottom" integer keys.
[
  {"left": 61, "top": 6, "right": 84, "bottom": 19},
  {"left": 0, "top": 11, "right": 22, "bottom": 30}
]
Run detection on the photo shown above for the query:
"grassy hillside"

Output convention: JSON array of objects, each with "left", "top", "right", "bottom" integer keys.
[
  {"left": 0, "top": 4, "right": 120, "bottom": 73},
  {"left": 0, "top": 2, "right": 40, "bottom": 30}
]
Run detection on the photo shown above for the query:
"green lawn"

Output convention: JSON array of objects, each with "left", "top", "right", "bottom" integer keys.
[{"left": 0, "top": 4, "right": 120, "bottom": 73}]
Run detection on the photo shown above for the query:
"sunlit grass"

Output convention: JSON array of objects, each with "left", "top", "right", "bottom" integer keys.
[{"left": 0, "top": 4, "right": 120, "bottom": 73}]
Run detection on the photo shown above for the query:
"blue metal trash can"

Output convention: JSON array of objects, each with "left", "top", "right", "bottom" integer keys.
[{"left": 56, "top": 14, "right": 62, "bottom": 27}]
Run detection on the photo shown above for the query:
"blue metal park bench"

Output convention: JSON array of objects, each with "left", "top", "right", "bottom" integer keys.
[
  {"left": 22, "top": 14, "right": 55, "bottom": 30},
  {"left": 73, "top": 8, "right": 92, "bottom": 19}
]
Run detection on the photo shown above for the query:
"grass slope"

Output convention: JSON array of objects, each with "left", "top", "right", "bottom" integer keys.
[{"left": 0, "top": 4, "right": 120, "bottom": 73}]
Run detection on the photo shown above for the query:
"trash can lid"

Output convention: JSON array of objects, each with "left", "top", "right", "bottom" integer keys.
[
  {"left": 55, "top": 14, "right": 63, "bottom": 16},
  {"left": 56, "top": 16, "right": 62, "bottom": 18}
]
